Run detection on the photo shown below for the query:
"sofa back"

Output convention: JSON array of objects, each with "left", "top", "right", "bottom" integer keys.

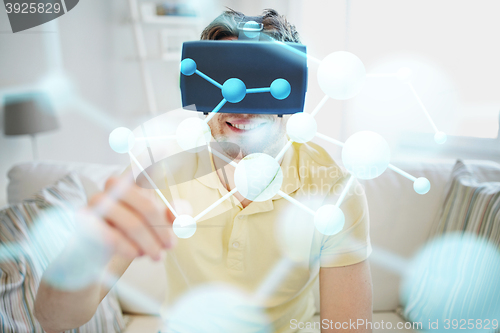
[{"left": 362, "top": 159, "right": 454, "bottom": 310}]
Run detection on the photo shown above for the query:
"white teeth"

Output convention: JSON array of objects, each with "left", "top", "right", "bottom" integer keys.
[{"left": 229, "top": 122, "right": 264, "bottom": 130}]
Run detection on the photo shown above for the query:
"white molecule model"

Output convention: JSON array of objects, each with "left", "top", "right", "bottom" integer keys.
[
  {"left": 286, "top": 112, "right": 317, "bottom": 143},
  {"left": 318, "top": 51, "right": 366, "bottom": 100},
  {"left": 173, "top": 215, "right": 197, "bottom": 239},
  {"left": 401, "top": 233, "right": 500, "bottom": 328},
  {"left": 270, "top": 78, "right": 291, "bottom": 100},
  {"left": 234, "top": 153, "right": 283, "bottom": 202},
  {"left": 396, "top": 67, "right": 413, "bottom": 84},
  {"left": 175, "top": 117, "right": 211, "bottom": 152},
  {"left": 394, "top": 66, "right": 447, "bottom": 145},
  {"left": 275, "top": 202, "right": 318, "bottom": 263},
  {"left": 222, "top": 78, "right": 247, "bottom": 103},
  {"left": 109, "top": 44, "right": 444, "bottom": 239},
  {"left": 434, "top": 131, "right": 447, "bottom": 144},
  {"left": 413, "top": 177, "right": 431, "bottom": 195},
  {"left": 109, "top": 127, "right": 135, "bottom": 154},
  {"left": 102, "top": 37, "right": 469, "bottom": 326},
  {"left": 314, "top": 204, "right": 345, "bottom": 236},
  {"left": 167, "top": 283, "right": 270, "bottom": 332},
  {"left": 242, "top": 20, "right": 262, "bottom": 39},
  {"left": 342, "top": 131, "right": 391, "bottom": 180},
  {"left": 180, "top": 57, "right": 196, "bottom": 76}
]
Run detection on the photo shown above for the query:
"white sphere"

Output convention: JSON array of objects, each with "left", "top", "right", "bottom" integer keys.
[
  {"left": 413, "top": 177, "right": 431, "bottom": 195},
  {"left": 314, "top": 205, "right": 345, "bottom": 235},
  {"left": 39, "top": 73, "right": 76, "bottom": 108},
  {"left": 434, "top": 131, "right": 447, "bottom": 144},
  {"left": 401, "top": 233, "right": 500, "bottom": 328},
  {"left": 234, "top": 153, "right": 283, "bottom": 202},
  {"left": 35, "top": 209, "right": 106, "bottom": 290},
  {"left": 397, "top": 67, "right": 413, "bottom": 83},
  {"left": 243, "top": 20, "right": 261, "bottom": 39},
  {"left": 286, "top": 112, "right": 317, "bottom": 143},
  {"left": 318, "top": 51, "right": 366, "bottom": 100},
  {"left": 342, "top": 131, "right": 391, "bottom": 180},
  {"left": 173, "top": 215, "right": 197, "bottom": 239},
  {"left": 275, "top": 198, "right": 320, "bottom": 263},
  {"left": 109, "top": 127, "right": 135, "bottom": 154},
  {"left": 176, "top": 118, "right": 211, "bottom": 152},
  {"left": 168, "top": 283, "right": 271, "bottom": 332}
]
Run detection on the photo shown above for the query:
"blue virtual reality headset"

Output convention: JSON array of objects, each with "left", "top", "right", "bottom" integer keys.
[{"left": 180, "top": 19, "right": 308, "bottom": 116}]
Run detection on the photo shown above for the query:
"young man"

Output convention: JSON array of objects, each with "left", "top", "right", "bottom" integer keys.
[{"left": 35, "top": 9, "right": 373, "bottom": 333}]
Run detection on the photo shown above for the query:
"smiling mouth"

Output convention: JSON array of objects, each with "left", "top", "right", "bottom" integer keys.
[{"left": 226, "top": 122, "right": 267, "bottom": 131}]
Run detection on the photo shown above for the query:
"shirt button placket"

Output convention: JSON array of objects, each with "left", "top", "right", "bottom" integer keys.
[
  {"left": 232, "top": 215, "right": 245, "bottom": 250},
  {"left": 227, "top": 214, "right": 245, "bottom": 270}
]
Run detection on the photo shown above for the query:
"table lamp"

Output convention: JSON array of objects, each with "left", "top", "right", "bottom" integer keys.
[{"left": 3, "top": 92, "right": 59, "bottom": 160}]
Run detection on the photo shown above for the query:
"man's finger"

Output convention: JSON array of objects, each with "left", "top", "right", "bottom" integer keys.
[{"left": 90, "top": 193, "right": 164, "bottom": 260}]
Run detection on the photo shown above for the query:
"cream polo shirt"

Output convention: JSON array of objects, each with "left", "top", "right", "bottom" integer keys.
[{"left": 139, "top": 141, "right": 371, "bottom": 332}]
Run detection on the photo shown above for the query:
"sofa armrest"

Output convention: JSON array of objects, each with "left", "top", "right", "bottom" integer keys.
[{"left": 7, "top": 160, "right": 124, "bottom": 204}]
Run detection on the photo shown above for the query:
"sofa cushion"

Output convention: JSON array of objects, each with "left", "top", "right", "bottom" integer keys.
[
  {"left": 362, "top": 159, "right": 500, "bottom": 311},
  {"left": 428, "top": 160, "right": 500, "bottom": 240},
  {"left": 398, "top": 159, "right": 500, "bottom": 326},
  {"left": 0, "top": 173, "right": 126, "bottom": 333},
  {"left": 7, "top": 161, "right": 124, "bottom": 205}
]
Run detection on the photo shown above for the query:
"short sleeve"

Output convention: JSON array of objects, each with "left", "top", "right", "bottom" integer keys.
[{"left": 319, "top": 175, "right": 372, "bottom": 267}]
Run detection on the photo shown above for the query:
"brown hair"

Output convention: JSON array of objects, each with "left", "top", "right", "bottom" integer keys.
[{"left": 200, "top": 8, "right": 301, "bottom": 43}]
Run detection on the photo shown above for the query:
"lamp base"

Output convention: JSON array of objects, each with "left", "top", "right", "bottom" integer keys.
[{"left": 30, "top": 135, "right": 38, "bottom": 160}]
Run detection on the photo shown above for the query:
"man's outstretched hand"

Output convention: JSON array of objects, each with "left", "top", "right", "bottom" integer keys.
[
  {"left": 35, "top": 174, "right": 177, "bottom": 332},
  {"left": 84, "top": 175, "right": 177, "bottom": 262}
]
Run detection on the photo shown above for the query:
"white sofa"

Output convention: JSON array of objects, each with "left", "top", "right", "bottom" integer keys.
[{"left": 6, "top": 158, "right": 500, "bottom": 332}]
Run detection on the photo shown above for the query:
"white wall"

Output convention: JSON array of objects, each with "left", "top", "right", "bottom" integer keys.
[
  {"left": 346, "top": 1, "right": 500, "bottom": 160},
  {"left": 0, "top": 0, "right": 130, "bottom": 206},
  {"left": 296, "top": 0, "right": 500, "bottom": 162}
]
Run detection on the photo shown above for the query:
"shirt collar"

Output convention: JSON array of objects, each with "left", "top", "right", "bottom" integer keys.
[
  {"left": 271, "top": 141, "right": 301, "bottom": 199},
  {"left": 193, "top": 148, "right": 221, "bottom": 190}
]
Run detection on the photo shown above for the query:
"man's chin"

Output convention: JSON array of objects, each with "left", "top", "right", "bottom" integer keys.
[
  {"left": 222, "top": 143, "right": 266, "bottom": 160},
  {"left": 212, "top": 133, "right": 284, "bottom": 159}
]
